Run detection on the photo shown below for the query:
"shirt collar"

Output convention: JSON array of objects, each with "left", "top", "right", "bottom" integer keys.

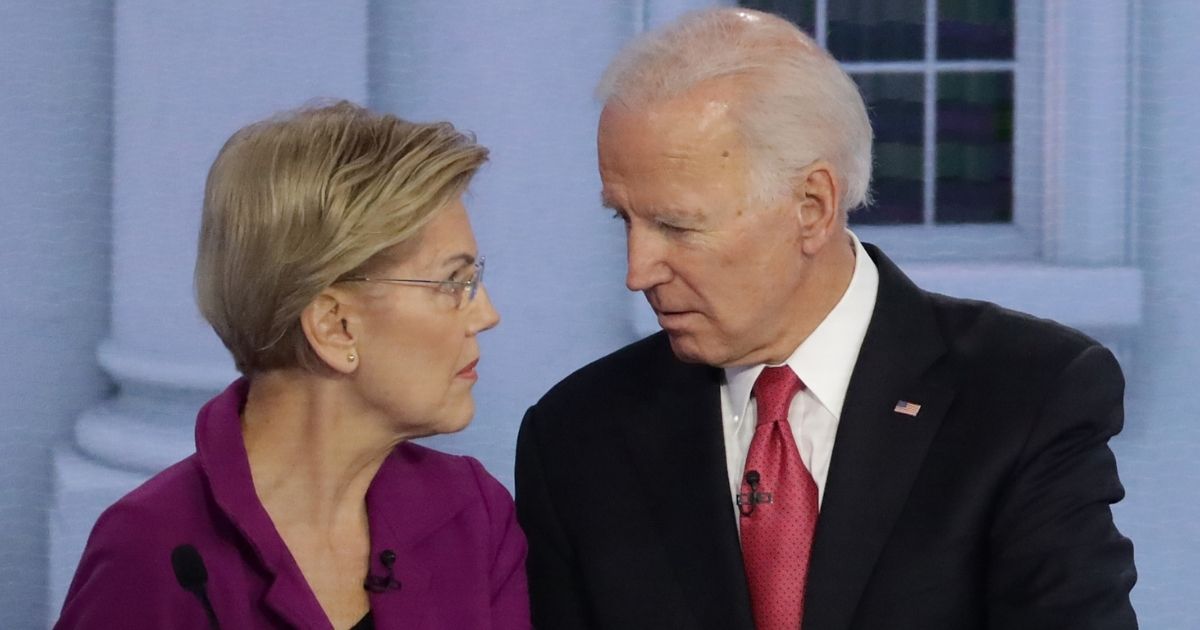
[{"left": 724, "top": 230, "right": 879, "bottom": 422}]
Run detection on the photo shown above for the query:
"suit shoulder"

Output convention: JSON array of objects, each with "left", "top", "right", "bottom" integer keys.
[
  {"left": 387, "top": 443, "right": 519, "bottom": 551},
  {"left": 94, "top": 456, "right": 209, "bottom": 539},
  {"left": 393, "top": 441, "right": 473, "bottom": 480},
  {"left": 391, "top": 442, "right": 508, "bottom": 502},
  {"left": 926, "top": 292, "right": 1116, "bottom": 379},
  {"left": 66, "top": 457, "right": 209, "bottom": 596},
  {"left": 533, "top": 332, "right": 672, "bottom": 409}
]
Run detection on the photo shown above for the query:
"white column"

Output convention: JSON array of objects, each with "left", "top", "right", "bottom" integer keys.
[
  {"left": 0, "top": 3, "right": 112, "bottom": 627},
  {"left": 49, "top": 1, "right": 368, "bottom": 620}
]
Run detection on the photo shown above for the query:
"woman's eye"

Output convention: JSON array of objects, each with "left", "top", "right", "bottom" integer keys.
[{"left": 436, "top": 280, "right": 461, "bottom": 296}]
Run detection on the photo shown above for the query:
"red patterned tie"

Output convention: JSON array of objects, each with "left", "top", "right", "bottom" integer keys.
[{"left": 740, "top": 366, "right": 818, "bottom": 630}]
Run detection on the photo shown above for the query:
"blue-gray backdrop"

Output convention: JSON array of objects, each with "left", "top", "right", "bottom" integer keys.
[{"left": 1, "top": 1, "right": 1196, "bottom": 628}]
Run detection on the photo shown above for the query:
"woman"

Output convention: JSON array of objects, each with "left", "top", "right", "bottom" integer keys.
[{"left": 57, "top": 102, "right": 529, "bottom": 629}]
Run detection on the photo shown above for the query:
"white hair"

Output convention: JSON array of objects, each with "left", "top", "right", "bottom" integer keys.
[{"left": 596, "top": 8, "right": 873, "bottom": 210}]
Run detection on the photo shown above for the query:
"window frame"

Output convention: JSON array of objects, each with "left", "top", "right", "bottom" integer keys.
[{"left": 819, "top": 0, "right": 1031, "bottom": 261}]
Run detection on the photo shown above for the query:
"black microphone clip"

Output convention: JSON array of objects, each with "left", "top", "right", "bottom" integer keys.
[
  {"left": 737, "top": 470, "right": 773, "bottom": 517},
  {"left": 363, "top": 549, "right": 402, "bottom": 593}
]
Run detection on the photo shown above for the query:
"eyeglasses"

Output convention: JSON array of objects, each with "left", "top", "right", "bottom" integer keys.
[{"left": 337, "top": 256, "right": 486, "bottom": 310}]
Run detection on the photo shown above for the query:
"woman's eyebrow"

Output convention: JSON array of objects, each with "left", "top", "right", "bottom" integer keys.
[{"left": 441, "top": 252, "right": 476, "bottom": 268}]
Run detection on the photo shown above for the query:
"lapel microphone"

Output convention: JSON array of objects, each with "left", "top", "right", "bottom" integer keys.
[
  {"left": 363, "top": 549, "right": 402, "bottom": 593},
  {"left": 170, "top": 544, "right": 221, "bottom": 629},
  {"left": 737, "top": 470, "right": 774, "bottom": 517}
]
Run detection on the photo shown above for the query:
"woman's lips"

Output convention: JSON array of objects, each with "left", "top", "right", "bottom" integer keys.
[{"left": 457, "top": 358, "right": 479, "bottom": 379}]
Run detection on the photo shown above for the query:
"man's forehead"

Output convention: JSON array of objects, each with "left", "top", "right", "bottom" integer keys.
[
  {"left": 601, "top": 80, "right": 738, "bottom": 129},
  {"left": 600, "top": 97, "right": 742, "bottom": 162}
]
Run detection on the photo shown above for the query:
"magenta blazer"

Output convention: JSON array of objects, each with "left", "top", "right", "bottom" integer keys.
[{"left": 57, "top": 379, "right": 530, "bottom": 629}]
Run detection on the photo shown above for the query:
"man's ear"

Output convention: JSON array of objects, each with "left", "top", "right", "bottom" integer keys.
[
  {"left": 793, "top": 161, "right": 844, "bottom": 256},
  {"left": 300, "top": 290, "right": 359, "bottom": 375}
]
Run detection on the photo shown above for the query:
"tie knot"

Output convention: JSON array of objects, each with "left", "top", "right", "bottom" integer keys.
[{"left": 752, "top": 366, "right": 804, "bottom": 427}]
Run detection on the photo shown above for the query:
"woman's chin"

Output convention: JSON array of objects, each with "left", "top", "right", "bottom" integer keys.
[{"left": 426, "top": 400, "right": 476, "bottom": 437}]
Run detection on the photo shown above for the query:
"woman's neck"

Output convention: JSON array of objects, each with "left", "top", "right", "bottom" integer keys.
[{"left": 241, "top": 370, "right": 397, "bottom": 534}]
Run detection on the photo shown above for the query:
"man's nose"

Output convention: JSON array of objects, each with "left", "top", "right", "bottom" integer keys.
[{"left": 625, "top": 228, "right": 670, "bottom": 292}]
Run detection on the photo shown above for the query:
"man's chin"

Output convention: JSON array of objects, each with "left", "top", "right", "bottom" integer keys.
[{"left": 664, "top": 332, "right": 721, "bottom": 366}]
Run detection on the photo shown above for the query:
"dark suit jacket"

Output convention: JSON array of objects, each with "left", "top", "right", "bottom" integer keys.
[{"left": 515, "top": 245, "right": 1136, "bottom": 630}]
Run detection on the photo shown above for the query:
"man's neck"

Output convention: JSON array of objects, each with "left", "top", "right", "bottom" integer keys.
[{"left": 751, "top": 231, "right": 857, "bottom": 366}]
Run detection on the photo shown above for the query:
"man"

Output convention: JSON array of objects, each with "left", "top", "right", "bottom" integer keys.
[{"left": 516, "top": 8, "right": 1136, "bottom": 630}]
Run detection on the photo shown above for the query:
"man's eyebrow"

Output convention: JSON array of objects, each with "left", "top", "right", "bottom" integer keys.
[
  {"left": 650, "top": 207, "right": 706, "bottom": 225},
  {"left": 599, "top": 197, "right": 705, "bottom": 224}
]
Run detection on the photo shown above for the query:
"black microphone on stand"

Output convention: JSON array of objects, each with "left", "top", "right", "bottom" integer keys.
[
  {"left": 363, "top": 549, "right": 402, "bottom": 593},
  {"left": 171, "top": 544, "right": 221, "bottom": 630}
]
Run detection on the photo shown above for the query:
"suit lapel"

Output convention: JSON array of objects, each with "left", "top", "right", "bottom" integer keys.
[
  {"left": 803, "top": 245, "right": 957, "bottom": 630},
  {"left": 618, "top": 338, "right": 756, "bottom": 630}
]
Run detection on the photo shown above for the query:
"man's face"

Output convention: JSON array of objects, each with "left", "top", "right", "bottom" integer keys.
[{"left": 598, "top": 87, "right": 813, "bottom": 367}]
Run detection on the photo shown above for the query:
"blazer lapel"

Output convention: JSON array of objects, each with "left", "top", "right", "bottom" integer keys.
[
  {"left": 803, "top": 245, "right": 957, "bottom": 630},
  {"left": 196, "top": 380, "right": 335, "bottom": 629},
  {"left": 364, "top": 446, "right": 467, "bottom": 629},
  {"left": 618, "top": 339, "right": 756, "bottom": 630}
]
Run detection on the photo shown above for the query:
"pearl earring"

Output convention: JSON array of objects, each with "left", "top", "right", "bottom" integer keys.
[{"left": 347, "top": 353, "right": 357, "bottom": 363}]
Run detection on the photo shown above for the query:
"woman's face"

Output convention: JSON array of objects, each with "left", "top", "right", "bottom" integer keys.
[{"left": 348, "top": 196, "right": 499, "bottom": 438}]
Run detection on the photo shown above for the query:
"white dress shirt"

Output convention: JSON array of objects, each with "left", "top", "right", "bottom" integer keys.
[{"left": 721, "top": 231, "right": 879, "bottom": 525}]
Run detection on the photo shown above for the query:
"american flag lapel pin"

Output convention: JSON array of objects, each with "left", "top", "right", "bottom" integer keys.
[{"left": 893, "top": 400, "right": 922, "bottom": 417}]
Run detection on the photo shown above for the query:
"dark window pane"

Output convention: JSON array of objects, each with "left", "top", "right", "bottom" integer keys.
[
  {"left": 935, "top": 72, "right": 1013, "bottom": 223},
  {"left": 938, "top": 0, "right": 1014, "bottom": 60},
  {"left": 828, "top": 0, "right": 924, "bottom": 62},
  {"left": 852, "top": 73, "right": 924, "bottom": 225},
  {"left": 738, "top": 1, "right": 816, "bottom": 37}
]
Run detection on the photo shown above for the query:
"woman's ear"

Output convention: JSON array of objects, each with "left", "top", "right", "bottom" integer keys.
[
  {"left": 793, "top": 161, "right": 844, "bottom": 256},
  {"left": 300, "top": 290, "right": 360, "bottom": 375}
]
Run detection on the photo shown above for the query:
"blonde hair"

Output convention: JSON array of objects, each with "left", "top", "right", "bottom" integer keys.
[
  {"left": 195, "top": 100, "right": 488, "bottom": 375},
  {"left": 596, "top": 8, "right": 873, "bottom": 210}
]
